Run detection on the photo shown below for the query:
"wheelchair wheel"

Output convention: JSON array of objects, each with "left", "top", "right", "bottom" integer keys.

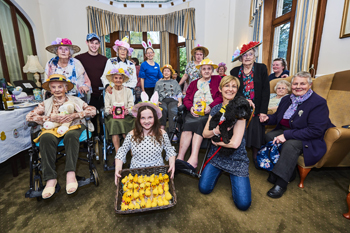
[
  {"left": 92, "top": 168, "right": 99, "bottom": 186},
  {"left": 34, "top": 179, "right": 42, "bottom": 201}
]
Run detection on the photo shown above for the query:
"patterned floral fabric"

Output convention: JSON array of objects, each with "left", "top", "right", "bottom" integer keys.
[
  {"left": 115, "top": 132, "right": 176, "bottom": 168},
  {"left": 26, "top": 97, "right": 96, "bottom": 126},
  {"left": 185, "top": 61, "right": 200, "bottom": 83},
  {"left": 44, "top": 57, "right": 91, "bottom": 97},
  {"left": 238, "top": 65, "right": 255, "bottom": 101}
]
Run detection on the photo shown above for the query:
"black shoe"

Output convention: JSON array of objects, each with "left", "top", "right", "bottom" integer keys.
[
  {"left": 267, "top": 172, "right": 277, "bottom": 184},
  {"left": 267, "top": 185, "right": 287, "bottom": 198},
  {"left": 175, "top": 160, "right": 198, "bottom": 178}
]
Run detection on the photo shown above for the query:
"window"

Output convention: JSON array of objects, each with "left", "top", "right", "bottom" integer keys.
[
  {"left": 130, "top": 31, "right": 161, "bottom": 64},
  {"left": 0, "top": 0, "right": 36, "bottom": 83}
]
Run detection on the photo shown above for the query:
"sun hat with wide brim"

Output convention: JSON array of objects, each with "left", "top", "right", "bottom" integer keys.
[
  {"left": 106, "top": 68, "right": 130, "bottom": 83},
  {"left": 160, "top": 64, "right": 175, "bottom": 74},
  {"left": 195, "top": 58, "right": 218, "bottom": 70},
  {"left": 42, "top": 74, "right": 74, "bottom": 92},
  {"left": 231, "top": 41, "right": 262, "bottom": 62},
  {"left": 131, "top": 91, "right": 162, "bottom": 119},
  {"left": 113, "top": 36, "right": 134, "bottom": 56},
  {"left": 45, "top": 37, "right": 81, "bottom": 55},
  {"left": 191, "top": 44, "right": 209, "bottom": 58}
]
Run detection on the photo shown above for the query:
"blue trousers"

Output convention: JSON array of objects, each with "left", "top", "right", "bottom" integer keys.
[{"left": 199, "top": 163, "right": 252, "bottom": 211}]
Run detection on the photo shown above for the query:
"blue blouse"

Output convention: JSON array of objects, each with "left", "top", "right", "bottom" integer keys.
[{"left": 139, "top": 61, "right": 163, "bottom": 88}]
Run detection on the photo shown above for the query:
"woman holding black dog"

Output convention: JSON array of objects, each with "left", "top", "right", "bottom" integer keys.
[{"left": 200, "top": 76, "right": 252, "bottom": 211}]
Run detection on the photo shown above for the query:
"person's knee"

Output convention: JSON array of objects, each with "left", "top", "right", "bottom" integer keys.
[
  {"left": 234, "top": 199, "right": 251, "bottom": 211},
  {"left": 198, "top": 182, "right": 213, "bottom": 195}
]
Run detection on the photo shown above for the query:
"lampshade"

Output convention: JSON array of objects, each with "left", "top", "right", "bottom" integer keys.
[{"left": 23, "top": 55, "right": 44, "bottom": 73}]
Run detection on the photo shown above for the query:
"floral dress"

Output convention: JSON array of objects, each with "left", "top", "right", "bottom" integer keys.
[{"left": 185, "top": 61, "right": 201, "bottom": 83}]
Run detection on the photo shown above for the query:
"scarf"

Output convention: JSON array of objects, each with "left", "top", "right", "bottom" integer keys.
[{"left": 283, "top": 89, "right": 313, "bottom": 119}]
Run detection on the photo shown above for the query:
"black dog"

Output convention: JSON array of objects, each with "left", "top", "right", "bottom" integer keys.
[{"left": 209, "top": 95, "right": 251, "bottom": 156}]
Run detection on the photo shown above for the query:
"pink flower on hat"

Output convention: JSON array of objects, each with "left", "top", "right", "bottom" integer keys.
[{"left": 61, "top": 38, "right": 72, "bottom": 45}]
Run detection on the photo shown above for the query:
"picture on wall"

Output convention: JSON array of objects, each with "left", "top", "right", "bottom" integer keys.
[{"left": 340, "top": 0, "right": 350, "bottom": 38}]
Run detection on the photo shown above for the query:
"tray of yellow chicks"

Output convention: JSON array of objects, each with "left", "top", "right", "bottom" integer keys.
[{"left": 115, "top": 165, "right": 177, "bottom": 214}]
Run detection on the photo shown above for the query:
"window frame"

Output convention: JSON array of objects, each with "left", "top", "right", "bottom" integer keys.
[{"left": 0, "top": 0, "right": 37, "bottom": 83}]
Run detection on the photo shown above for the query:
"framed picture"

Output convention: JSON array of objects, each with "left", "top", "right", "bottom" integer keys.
[{"left": 340, "top": 0, "right": 350, "bottom": 38}]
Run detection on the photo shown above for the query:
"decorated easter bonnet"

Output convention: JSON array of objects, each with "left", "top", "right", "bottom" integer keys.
[
  {"left": 106, "top": 68, "right": 130, "bottom": 83},
  {"left": 231, "top": 41, "right": 262, "bottom": 62},
  {"left": 42, "top": 74, "right": 74, "bottom": 91},
  {"left": 113, "top": 36, "right": 134, "bottom": 56},
  {"left": 45, "top": 37, "right": 81, "bottom": 55},
  {"left": 216, "top": 62, "right": 227, "bottom": 72},
  {"left": 160, "top": 64, "right": 175, "bottom": 74},
  {"left": 195, "top": 58, "right": 218, "bottom": 69},
  {"left": 191, "top": 44, "right": 209, "bottom": 57},
  {"left": 132, "top": 92, "right": 162, "bottom": 119}
]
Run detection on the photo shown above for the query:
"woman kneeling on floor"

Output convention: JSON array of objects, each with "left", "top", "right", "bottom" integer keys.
[
  {"left": 104, "top": 68, "right": 135, "bottom": 154},
  {"left": 26, "top": 74, "right": 96, "bottom": 199},
  {"left": 200, "top": 75, "right": 251, "bottom": 211},
  {"left": 114, "top": 92, "right": 176, "bottom": 185}
]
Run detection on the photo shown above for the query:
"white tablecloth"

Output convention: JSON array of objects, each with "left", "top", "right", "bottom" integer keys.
[{"left": 0, "top": 106, "right": 36, "bottom": 163}]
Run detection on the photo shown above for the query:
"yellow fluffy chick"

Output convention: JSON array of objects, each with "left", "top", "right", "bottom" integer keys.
[
  {"left": 121, "top": 176, "right": 128, "bottom": 185},
  {"left": 150, "top": 174, "right": 155, "bottom": 183},
  {"left": 159, "top": 173, "right": 164, "bottom": 183},
  {"left": 127, "top": 182, "right": 133, "bottom": 189},
  {"left": 144, "top": 175, "right": 150, "bottom": 182},
  {"left": 164, "top": 183, "right": 169, "bottom": 192},
  {"left": 129, "top": 202, "right": 135, "bottom": 210},
  {"left": 165, "top": 191, "right": 172, "bottom": 201},
  {"left": 134, "top": 190, "right": 139, "bottom": 199},
  {"left": 138, "top": 175, "right": 144, "bottom": 184},
  {"left": 135, "top": 198, "right": 140, "bottom": 203},
  {"left": 141, "top": 199, "right": 146, "bottom": 209},
  {"left": 151, "top": 181, "right": 157, "bottom": 189},
  {"left": 133, "top": 183, "right": 139, "bottom": 190},
  {"left": 146, "top": 199, "right": 152, "bottom": 208},
  {"left": 154, "top": 176, "right": 160, "bottom": 185},
  {"left": 123, "top": 185, "right": 129, "bottom": 192},
  {"left": 153, "top": 188, "right": 158, "bottom": 197},
  {"left": 164, "top": 174, "right": 169, "bottom": 183},
  {"left": 133, "top": 174, "right": 138, "bottom": 183},
  {"left": 163, "top": 197, "right": 169, "bottom": 206},
  {"left": 145, "top": 188, "right": 151, "bottom": 197},
  {"left": 151, "top": 199, "right": 158, "bottom": 208},
  {"left": 135, "top": 203, "right": 141, "bottom": 210},
  {"left": 121, "top": 203, "right": 128, "bottom": 211},
  {"left": 130, "top": 192, "right": 134, "bottom": 200},
  {"left": 158, "top": 185, "right": 164, "bottom": 195},
  {"left": 139, "top": 183, "right": 145, "bottom": 190},
  {"left": 145, "top": 182, "right": 151, "bottom": 189},
  {"left": 157, "top": 196, "right": 164, "bottom": 206},
  {"left": 126, "top": 191, "right": 132, "bottom": 199},
  {"left": 128, "top": 173, "right": 133, "bottom": 181},
  {"left": 139, "top": 189, "right": 145, "bottom": 198},
  {"left": 124, "top": 197, "right": 131, "bottom": 205},
  {"left": 122, "top": 192, "right": 128, "bottom": 200}
]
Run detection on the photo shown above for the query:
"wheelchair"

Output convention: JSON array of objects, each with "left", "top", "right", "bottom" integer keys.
[{"left": 25, "top": 117, "right": 99, "bottom": 201}]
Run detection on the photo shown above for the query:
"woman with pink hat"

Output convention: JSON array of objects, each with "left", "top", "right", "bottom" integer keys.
[{"left": 101, "top": 36, "right": 137, "bottom": 95}]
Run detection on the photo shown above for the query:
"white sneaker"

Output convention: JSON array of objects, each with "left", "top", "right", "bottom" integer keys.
[{"left": 172, "top": 135, "right": 178, "bottom": 142}]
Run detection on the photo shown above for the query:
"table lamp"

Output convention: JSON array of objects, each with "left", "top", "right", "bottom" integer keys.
[{"left": 23, "top": 55, "right": 44, "bottom": 87}]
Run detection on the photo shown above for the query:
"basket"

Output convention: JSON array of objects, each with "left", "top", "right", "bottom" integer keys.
[{"left": 115, "top": 165, "right": 177, "bottom": 214}]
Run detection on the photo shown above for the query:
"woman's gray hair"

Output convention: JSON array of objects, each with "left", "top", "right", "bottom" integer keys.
[
  {"left": 291, "top": 71, "right": 312, "bottom": 84},
  {"left": 238, "top": 47, "right": 259, "bottom": 62},
  {"left": 54, "top": 46, "right": 74, "bottom": 57},
  {"left": 274, "top": 80, "right": 291, "bottom": 92},
  {"left": 199, "top": 65, "right": 214, "bottom": 78}
]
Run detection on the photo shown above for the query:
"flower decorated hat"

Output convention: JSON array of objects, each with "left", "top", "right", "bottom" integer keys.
[
  {"left": 106, "top": 68, "right": 130, "bottom": 83},
  {"left": 191, "top": 44, "right": 209, "bottom": 58},
  {"left": 42, "top": 74, "right": 74, "bottom": 91},
  {"left": 195, "top": 58, "right": 218, "bottom": 70},
  {"left": 160, "top": 64, "right": 175, "bottom": 74},
  {"left": 113, "top": 36, "right": 134, "bottom": 56},
  {"left": 45, "top": 37, "right": 81, "bottom": 55},
  {"left": 216, "top": 62, "right": 227, "bottom": 73},
  {"left": 231, "top": 41, "right": 262, "bottom": 62},
  {"left": 132, "top": 91, "right": 162, "bottom": 119}
]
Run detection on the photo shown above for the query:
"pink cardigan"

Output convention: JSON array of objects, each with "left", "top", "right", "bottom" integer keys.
[{"left": 183, "top": 75, "right": 223, "bottom": 111}]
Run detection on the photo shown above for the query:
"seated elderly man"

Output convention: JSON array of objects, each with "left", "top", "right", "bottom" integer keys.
[
  {"left": 26, "top": 74, "right": 96, "bottom": 199},
  {"left": 268, "top": 80, "right": 291, "bottom": 111},
  {"left": 260, "top": 71, "right": 334, "bottom": 198}
]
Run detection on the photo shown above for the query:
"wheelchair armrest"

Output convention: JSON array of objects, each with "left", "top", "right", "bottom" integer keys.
[
  {"left": 28, "top": 121, "right": 38, "bottom": 127},
  {"left": 178, "top": 104, "right": 186, "bottom": 113}
]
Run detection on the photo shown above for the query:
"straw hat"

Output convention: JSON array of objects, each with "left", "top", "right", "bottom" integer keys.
[
  {"left": 195, "top": 59, "right": 218, "bottom": 70},
  {"left": 42, "top": 74, "right": 74, "bottom": 92},
  {"left": 191, "top": 44, "right": 209, "bottom": 57},
  {"left": 45, "top": 37, "right": 80, "bottom": 55},
  {"left": 231, "top": 41, "right": 262, "bottom": 62},
  {"left": 132, "top": 92, "right": 162, "bottom": 119},
  {"left": 106, "top": 68, "right": 130, "bottom": 83},
  {"left": 160, "top": 64, "right": 175, "bottom": 74}
]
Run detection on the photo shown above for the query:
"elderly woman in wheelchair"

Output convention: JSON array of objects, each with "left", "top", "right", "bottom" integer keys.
[{"left": 26, "top": 74, "right": 96, "bottom": 199}]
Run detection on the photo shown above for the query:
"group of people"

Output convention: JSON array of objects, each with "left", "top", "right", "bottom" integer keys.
[{"left": 26, "top": 34, "right": 334, "bottom": 212}]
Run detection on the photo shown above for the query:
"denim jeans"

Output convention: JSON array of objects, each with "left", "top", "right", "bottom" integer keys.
[{"left": 199, "top": 163, "right": 252, "bottom": 211}]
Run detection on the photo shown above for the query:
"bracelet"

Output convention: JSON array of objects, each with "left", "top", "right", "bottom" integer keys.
[{"left": 213, "top": 128, "right": 219, "bottom": 136}]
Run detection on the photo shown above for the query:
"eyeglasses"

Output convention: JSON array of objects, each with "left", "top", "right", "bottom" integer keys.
[
  {"left": 119, "top": 47, "right": 128, "bottom": 52},
  {"left": 242, "top": 52, "right": 255, "bottom": 58},
  {"left": 146, "top": 52, "right": 154, "bottom": 55},
  {"left": 277, "top": 87, "right": 287, "bottom": 90}
]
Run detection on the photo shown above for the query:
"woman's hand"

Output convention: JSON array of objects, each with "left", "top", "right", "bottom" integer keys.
[
  {"left": 168, "top": 156, "right": 176, "bottom": 179},
  {"left": 114, "top": 159, "right": 123, "bottom": 186},
  {"left": 78, "top": 86, "right": 90, "bottom": 94},
  {"left": 125, "top": 109, "right": 129, "bottom": 115},
  {"left": 213, "top": 125, "right": 221, "bottom": 136},
  {"left": 281, "top": 74, "right": 289, "bottom": 79},
  {"left": 177, "top": 101, "right": 182, "bottom": 107},
  {"left": 105, "top": 85, "right": 113, "bottom": 94},
  {"left": 159, "top": 101, "right": 162, "bottom": 105},
  {"left": 50, "top": 114, "right": 65, "bottom": 123},
  {"left": 109, "top": 108, "right": 113, "bottom": 115},
  {"left": 272, "top": 134, "right": 286, "bottom": 144},
  {"left": 60, "top": 113, "right": 79, "bottom": 123},
  {"left": 247, "top": 99, "right": 255, "bottom": 109},
  {"left": 190, "top": 107, "right": 199, "bottom": 117},
  {"left": 204, "top": 105, "right": 211, "bottom": 115},
  {"left": 259, "top": 113, "right": 269, "bottom": 123}
]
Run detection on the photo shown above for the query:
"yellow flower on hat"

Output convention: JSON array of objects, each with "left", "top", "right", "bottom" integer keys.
[
  {"left": 59, "top": 77, "right": 63, "bottom": 81},
  {"left": 118, "top": 68, "right": 125, "bottom": 74}
]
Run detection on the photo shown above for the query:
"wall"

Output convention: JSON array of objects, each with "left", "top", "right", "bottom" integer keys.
[
  {"left": 12, "top": 0, "right": 253, "bottom": 74},
  {"left": 317, "top": 0, "right": 350, "bottom": 76}
]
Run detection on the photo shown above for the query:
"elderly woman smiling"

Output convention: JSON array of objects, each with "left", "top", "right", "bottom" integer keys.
[
  {"left": 45, "top": 38, "right": 91, "bottom": 97},
  {"left": 176, "top": 59, "right": 223, "bottom": 175},
  {"left": 260, "top": 71, "right": 334, "bottom": 198},
  {"left": 26, "top": 74, "right": 96, "bottom": 199},
  {"left": 269, "top": 80, "right": 291, "bottom": 110}
]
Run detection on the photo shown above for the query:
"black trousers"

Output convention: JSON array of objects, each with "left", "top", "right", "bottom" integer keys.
[
  {"left": 144, "top": 88, "right": 155, "bottom": 99},
  {"left": 265, "top": 127, "right": 303, "bottom": 183}
]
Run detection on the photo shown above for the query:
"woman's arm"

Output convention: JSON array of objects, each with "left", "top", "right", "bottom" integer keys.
[
  {"left": 126, "top": 89, "right": 134, "bottom": 114},
  {"left": 215, "top": 119, "right": 246, "bottom": 149},
  {"left": 179, "top": 73, "right": 189, "bottom": 86},
  {"left": 26, "top": 102, "right": 50, "bottom": 125},
  {"left": 114, "top": 158, "right": 124, "bottom": 185},
  {"left": 162, "top": 131, "right": 177, "bottom": 178},
  {"left": 202, "top": 115, "right": 221, "bottom": 138},
  {"left": 104, "top": 91, "right": 113, "bottom": 115}
]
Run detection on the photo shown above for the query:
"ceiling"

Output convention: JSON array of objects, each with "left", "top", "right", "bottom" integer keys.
[{"left": 96, "top": 0, "right": 192, "bottom": 8}]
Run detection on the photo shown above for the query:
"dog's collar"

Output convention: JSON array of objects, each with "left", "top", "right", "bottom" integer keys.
[{"left": 219, "top": 104, "right": 227, "bottom": 113}]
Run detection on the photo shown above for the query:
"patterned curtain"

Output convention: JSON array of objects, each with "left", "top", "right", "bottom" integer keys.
[
  {"left": 289, "top": 0, "right": 319, "bottom": 75},
  {"left": 185, "top": 39, "right": 194, "bottom": 63},
  {"left": 250, "top": 0, "right": 263, "bottom": 26},
  {"left": 160, "top": 31, "right": 169, "bottom": 67},
  {"left": 87, "top": 6, "right": 196, "bottom": 54}
]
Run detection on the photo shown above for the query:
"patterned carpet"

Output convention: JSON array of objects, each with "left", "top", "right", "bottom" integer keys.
[{"left": 0, "top": 149, "right": 349, "bottom": 233}]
